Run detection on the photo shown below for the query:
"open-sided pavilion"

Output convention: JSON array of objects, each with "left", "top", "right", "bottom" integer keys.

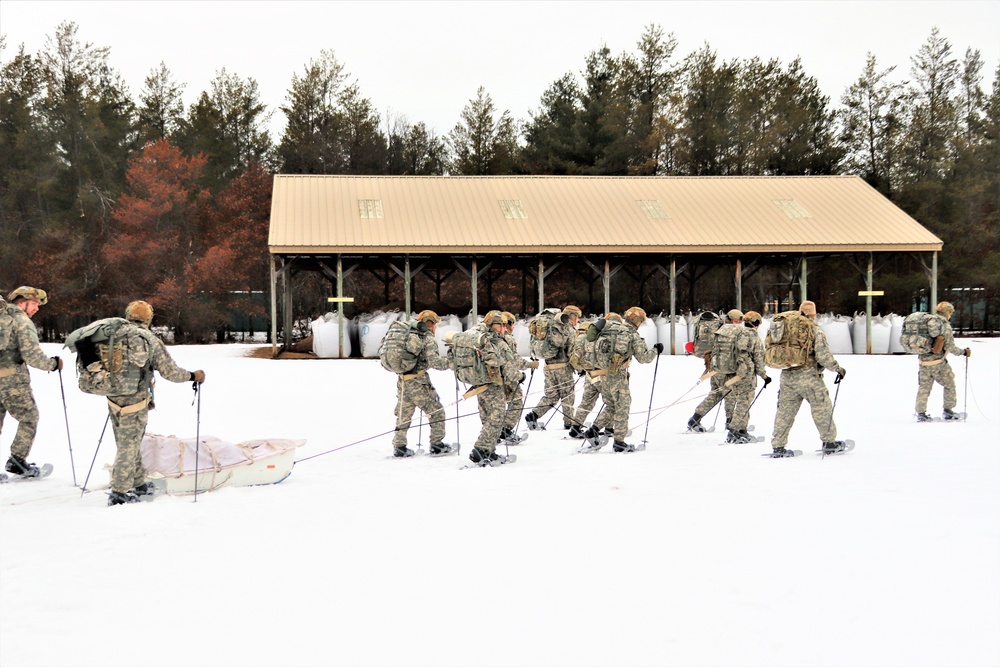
[{"left": 267, "top": 175, "right": 943, "bottom": 356}]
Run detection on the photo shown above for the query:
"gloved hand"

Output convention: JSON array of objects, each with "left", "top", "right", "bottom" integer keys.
[
  {"left": 964, "top": 348, "right": 971, "bottom": 357},
  {"left": 763, "top": 376, "right": 772, "bottom": 388},
  {"left": 528, "top": 360, "right": 539, "bottom": 369},
  {"left": 51, "top": 356, "right": 63, "bottom": 371},
  {"left": 578, "top": 369, "right": 586, "bottom": 377},
  {"left": 837, "top": 367, "right": 847, "bottom": 379},
  {"left": 518, "top": 372, "right": 526, "bottom": 385},
  {"left": 653, "top": 343, "right": 664, "bottom": 354},
  {"left": 191, "top": 370, "right": 206, "bottom": 383}
]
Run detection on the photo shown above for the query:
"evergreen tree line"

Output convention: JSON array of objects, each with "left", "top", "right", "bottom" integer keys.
[{"left": 2, "top": 22, "right": 998, "bottom": 340}]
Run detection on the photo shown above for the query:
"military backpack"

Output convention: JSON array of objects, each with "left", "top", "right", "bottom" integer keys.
[
  {"left": 898, "top": 312, "right": 946, "bottom": 354},
  {"left": 711, "top": 323, "right": 744, "bottom": 374},
  {"left": 583, "top": 319, "right": 632, "bottom": 371},
  {"left": 378, "top": 319, "right": 425, "bottom": 374},
  {"left": 447, "top": 330, "right": 494, "bottom": 386},
  {"left": 764, "top": 311, "right": 815, "bottom": 370},
  {"left": 64, "top": 317, "right": 152, "bottom": 396},
  {"left": 528, "top": 308, "right": 569, "bottom": 361},
  {"left": 692, "top": 311, "right": 723, "bottom": 356}
]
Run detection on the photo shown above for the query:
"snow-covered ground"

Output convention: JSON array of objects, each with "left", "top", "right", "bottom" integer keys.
[{"left": 2, "top": 338, "right": 998, "bottom": 667}]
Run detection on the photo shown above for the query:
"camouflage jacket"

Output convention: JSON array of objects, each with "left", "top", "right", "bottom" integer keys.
[
  {"left": 740, "top": 327, "right": 769, "bottom": 380},
  {"left": 108, "top": 328, "right": 193, "bottom": 405},
  {"left": 416, "top": 330, "right": 451, "bottom": 373},
  {"left": 0, "top": 304, "right": 56, "bottom": 380},
  {"left": 614, "top": 322, "right": 657, "bottom": 373},
  {"left": 917, "top": 320, "right": 964, "bottom": 362}
]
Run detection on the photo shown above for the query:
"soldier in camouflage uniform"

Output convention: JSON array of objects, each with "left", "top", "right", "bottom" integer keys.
[
  {"left": 468, "top": 311, "right": 521, "bottom": 465},
  {"left": 686, "top": 309, "right": 744, "bottom": 434},
  {"left": 915, "top": 301, "right": 971, "bottom": 421},
  {"left": 525, "top": 305, "right": 581, "bottom": 431},
  {"left": 106, "top": 301, "right": 205, "bottom": 505},
  {"left": 569, "top": 321, "right": 600, "bottom": 439},
  {"left": 584, "top": 308, "right": 660, "bottom": 452},
  {"left": 724, "top": 310, "right": 771, "bottom": 443},
  {"left": 1, "top": 287, "right": 62, "bottom": 478},
  {"left": 390, "top": 310, "right": 454, "bottom": 457},
  {"left": 499, "top": 312, "right": 538, "bottom": 442},
  {"left": 770, "top": 300, "right": 847, "bottom": 457}
]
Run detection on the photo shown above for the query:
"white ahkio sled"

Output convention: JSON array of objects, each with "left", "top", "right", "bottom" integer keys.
[{"left": 131, "top": 433, "right": 307, "bottom": 495}]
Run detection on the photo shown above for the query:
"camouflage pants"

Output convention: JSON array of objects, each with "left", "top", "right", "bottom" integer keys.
[
  {"left": 694, "top": 373, "right": 733, "bottom": 425},
  {"left": 531, "top": 365, "right": 577, "bottom": 427},
  {"left": 593, "top": 372, "right": 632, "bottom": 439},
  {"left": 109, "top": 398, "right": 149, "bottom": 494},
  {"left": 572, "top": 375, "right": 601, "bottom": 427},
  {"left": 475, "top": 384, "right": 506, "bottom": 453},
  {"left": 0, "top": 378, "right": 39, "bottom": 460},
  {"left": 771, "top": 369, "right": 836, "bottom": 448},
  {"left": 392, "top": 376, "right": 445, "bottom": 448},
  {"left": 504, "top": 383, "right": 524, "bottom": 430},
  {"left": 915, "top": 361, "right": 957, "bottom": 413},
  {"left": 726, "top": 376, "right": 758, "bottom": 432}
]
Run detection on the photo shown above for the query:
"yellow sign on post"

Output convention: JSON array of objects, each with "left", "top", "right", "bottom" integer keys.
[
  {"left": 857, "top": 291, "right": 884, "bottom": 297},
  {"left": 326, "top": 297, "right": 355, "bottom": 303}
]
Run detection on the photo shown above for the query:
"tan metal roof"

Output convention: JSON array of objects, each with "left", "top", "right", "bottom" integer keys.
[{"left": 268, "top": 175, "right": 943, "bottom": 254}]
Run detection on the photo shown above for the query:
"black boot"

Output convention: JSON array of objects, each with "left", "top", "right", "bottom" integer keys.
[
  {"left": 5, "top": 455, "right": 40, "bottom": 477},
  {"left": 822, "top": 441, "right": 846, "bottom": 454},
  {"left": 687, "top": 414, "right": 706, "bottom": 433},
  {"left": 612, "top": 441, "right": 635, "bottom": 453},
  {"left": 525, "top": 412, "right": 542, "bottom": 431},
  {"left": 108, "top": 490, "right": 140, "bottom": 506},
  {"left": 916, "top": 412, "right": 933, "bottom": 422},
  {"left": 469, "top": 447, "right": 502, "bottom": 466},
  {"left": 133, "top": 481, "right": 158, "bottom": 497},
  {"left": 568, "top": 424, "right": 582, "bottom": 439},
  {"left": 393, "top": 446, "right": 416, "bottom": 458}
]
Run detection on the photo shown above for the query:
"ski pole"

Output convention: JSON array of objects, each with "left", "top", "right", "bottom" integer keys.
[
  {"left": 57, "top": 367, "right": 78, "bottom": 486},
  {"left": 642, "top": 351, "right": 661, "bottom": 445},
  {"left": 964, "top": 355, "right": 969, "bottom": 421},
  {"left": 454, "top": 372, "right": 461, "bottom": 446},
  {"left": 193, "top": 381, "right": 202, "bottom": 503},
  {"left": 80, "top": 413, "right": 111, "bottom": 497}
]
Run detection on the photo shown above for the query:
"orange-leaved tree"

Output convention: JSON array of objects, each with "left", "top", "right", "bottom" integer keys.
[{"left": 101, "top": 139, "right": 209, "bottom": 330}]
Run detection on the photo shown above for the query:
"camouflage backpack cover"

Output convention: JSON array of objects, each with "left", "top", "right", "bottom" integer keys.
[
  {"left": 764, "top": 311, "right": 815, "bottom": 370},
  {"left": 899, "top": 312, "right": 947, "bottom": 354},
  {"left": 527, "top": 308, "right": 569, "bottom": 360},
  {"left": 0, "top": 296, "right": 13, "bottom": 350},
  {"left": 64, "top": 317, "right": 152, "bottom": 396},
  {"left": 583, "top": 319, "right": 632, "bottom": 371},
  {"left": 378, "top": 319, "right": 425, "bottom": 374},
  {"left": 711, "top": 323, "right": 745, "bottom": 374},
  {"left": 692, "top": 311, "right": 723, "bottom": 356},
  {"left": 446, "top": 329, "right": 494, "bottom": 386}
]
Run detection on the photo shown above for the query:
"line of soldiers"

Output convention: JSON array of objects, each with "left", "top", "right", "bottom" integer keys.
[
  {"left": 2, "top": 291, "right": 976, "bottom": 487},
  {"left": 385, "top": 299, "right": 972, "bottom": 461}
]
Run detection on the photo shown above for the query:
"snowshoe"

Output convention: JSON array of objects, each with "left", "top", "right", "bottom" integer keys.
[
  {"left": 916, "top": 412, "right": 933, "bottom": 422},
  {"left": 942, "top": 409, "right": 964, "bottom": 421},
  {"left": 766, "top": 447, "right": 801, "bottom": 458},
  {"left": 393, "top": 446, "right": 416, "bottom": 458},
  {"left": 687, "top": 416, "right": 708, "bottom": 433},
  {"left": 429, "top": 443, "right": 459, "bottom": 457}
]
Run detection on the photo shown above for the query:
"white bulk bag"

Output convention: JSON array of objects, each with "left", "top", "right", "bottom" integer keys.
[{"left": 311, "top": 313, "right": 352, "bottom": 358}]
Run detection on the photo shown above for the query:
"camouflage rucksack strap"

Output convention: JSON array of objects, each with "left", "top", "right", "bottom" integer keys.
[
  {"left": 544, "top": 362, "right": 568, "bottom": 370},
  {"left": 401, "top": 369, "right": 427, "bottom": 381}
]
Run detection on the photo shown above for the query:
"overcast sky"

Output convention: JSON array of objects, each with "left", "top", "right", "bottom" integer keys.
[{"left": 2, "top": 0, "right": 998, "bottom": 140}]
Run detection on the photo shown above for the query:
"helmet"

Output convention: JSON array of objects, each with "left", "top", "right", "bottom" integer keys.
[
  {"left": 562, "top": 305, "right": 582, "bottom": 318},
  {"left": 743, "top": 310, "right": 762, "bottom": 327},
  {"left": 125, "top": 300, "right": 154, "bottom": 327},
  {"left": 936, "top": 301, "right": 955, "bottom": 318},
  {"left": 727, "top": 309, "right": 744, "bottom": 322},
  {"left": 799, "top": 301, "right": 817, "bottom": 317},
  {"left": 483, "top": 310, "right": 505, "bottom": 326},
  {"left": 501, "top": 311, "right": 516, "bottom": 325},
  {"left": 605, "top": 312, "right": 623, "bottom": 323},
  {"left": 624, "top": 306, "right": 646, "bottom": 327},
  {"left": 7, "top": 286, "right": 47, "bottom": 305},
  {"left": 416, "top": 310, "right": 440, "bottom": 325}
]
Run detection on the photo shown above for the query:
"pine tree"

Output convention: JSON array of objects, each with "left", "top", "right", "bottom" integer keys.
[{"left": 448, "top": 86, "right": 518, "bottom": 175}]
